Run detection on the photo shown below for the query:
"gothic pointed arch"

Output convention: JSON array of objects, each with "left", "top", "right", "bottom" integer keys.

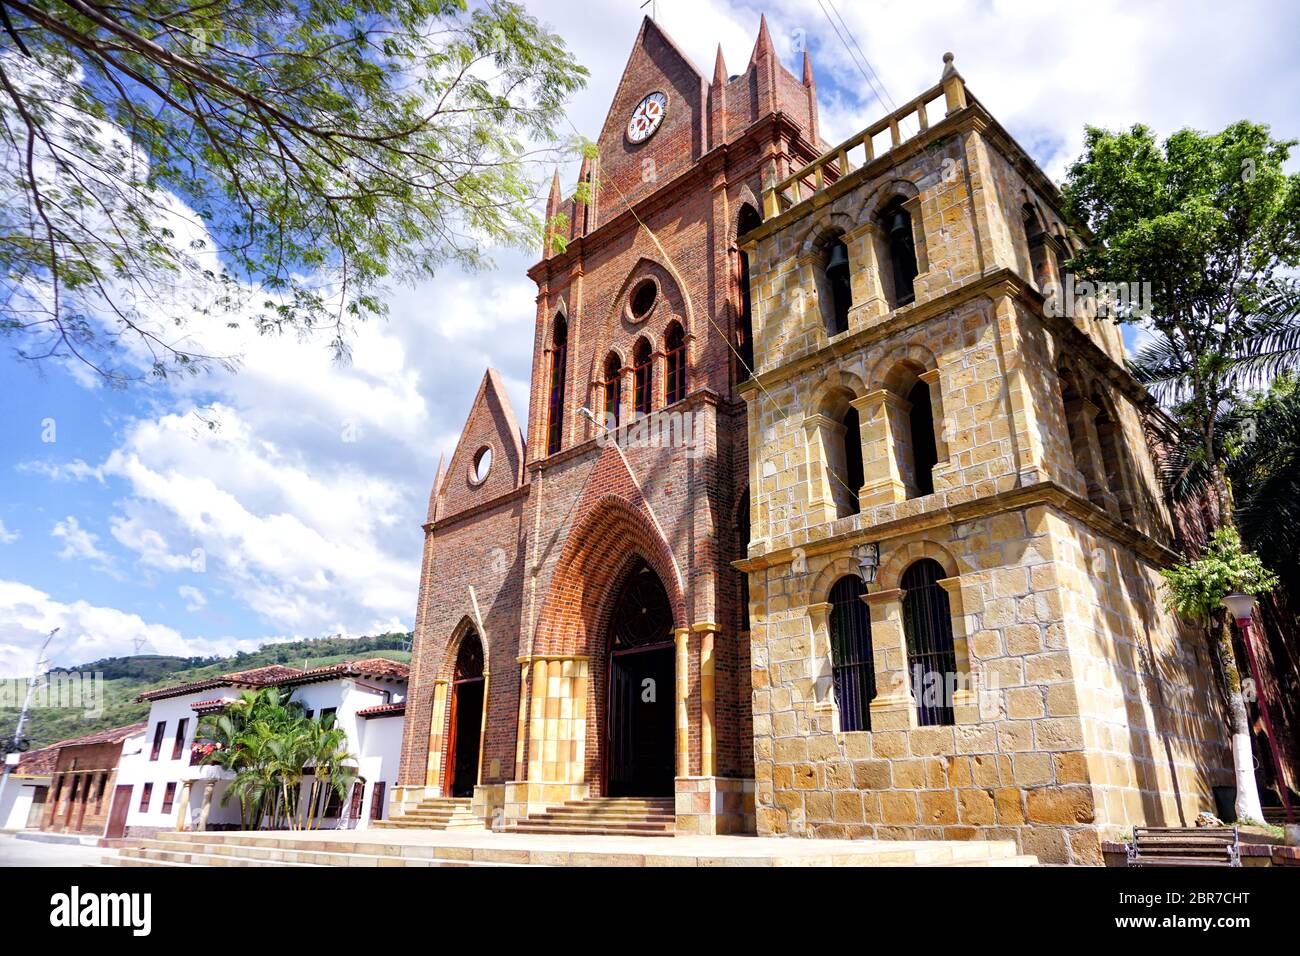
[
  {"left": 603, "top": 254, "right": 694, "bottom": 336},
  {"left": 533, "top": 489, "right": 687, "bottom": 657}
]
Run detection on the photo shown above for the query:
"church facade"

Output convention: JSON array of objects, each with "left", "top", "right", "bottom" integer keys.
[{"left": 394, "top": 16, "right": 1232, "bottom": 863}]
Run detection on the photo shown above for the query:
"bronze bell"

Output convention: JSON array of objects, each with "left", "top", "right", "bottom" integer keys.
[
  {"left": 887, "top": 208, "right": 911, "bottom": 240},
  {"left": 825, "top": 241, "right": 849, "bottom": 277}
]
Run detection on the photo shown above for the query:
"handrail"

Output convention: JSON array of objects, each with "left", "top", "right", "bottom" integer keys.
[{"left": 762, "top": 54, "right": 969, "bottom": 219}]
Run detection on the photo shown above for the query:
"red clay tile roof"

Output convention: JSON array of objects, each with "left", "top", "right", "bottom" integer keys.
[
  {"left": 14, "top": 743, "right": 59, "bottom": 777},
  {"left": 16, "top": 721, "right": 149, "bottom": 773},
  {"left": 225, "top": 664, "right": 305, "bottom": 683},
  {"left": 277, "top": 658, "right": 409, "bottom": 687},
  {"left": 137, "top": 664, "right": 304, "bottom": 702},
  {"left": 190, "top": 697, "right": 236, "bottom": 712},
  {"left": 137, "top": 657, "right": 406, "bottom": 702},
  {"left": 355, "top": 701, "right": 406, "bottom": 719}
]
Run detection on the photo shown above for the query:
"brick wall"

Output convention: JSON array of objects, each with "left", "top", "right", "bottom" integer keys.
[{"left": 398, "top": 16, "right": 820, "bottom": 802}]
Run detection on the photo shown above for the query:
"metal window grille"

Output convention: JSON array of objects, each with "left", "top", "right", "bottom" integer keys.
[
  {"left": 901, "top": 559, "right": 957, "bottom": 726},
  {"left": 829, "top": 575, "right": 875, "bottom": 732}
]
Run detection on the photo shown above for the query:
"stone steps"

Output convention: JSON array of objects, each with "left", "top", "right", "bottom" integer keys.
[
  {"left": 104, "top": 827, "right": 1035, "bottom": 867},
  {"left": 501, "top": 796, "right": 678, "bottom": 838},
  {"left": 108, "top": 833, "right": 537, "bottom": 868},
  {"left": 372, "top": 796, "right": 481, "bottom": 831},
  {"left": 505, "top": 825, "right": 675, "bottom": 838}
]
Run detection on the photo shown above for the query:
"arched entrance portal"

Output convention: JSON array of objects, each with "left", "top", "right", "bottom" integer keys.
[
  {"left": 605, "top": 560, "right": 676, "bottom": 796},
  {"left": 445, "top": 631, "right": 484, "bottom": 798}
]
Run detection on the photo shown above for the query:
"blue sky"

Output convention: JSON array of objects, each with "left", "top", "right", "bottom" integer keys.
[{"left": 3, "top": 0, "right": 1299, "bottom": 673}]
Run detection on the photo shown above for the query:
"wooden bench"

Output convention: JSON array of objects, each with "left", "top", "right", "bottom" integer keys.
[{"left": 1127, "top": 827, "right": 1240, "bottom": 867}]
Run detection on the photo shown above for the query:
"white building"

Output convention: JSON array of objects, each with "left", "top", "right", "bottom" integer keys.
[
  {"left": 0, "top": 744, "right": 55, "bottom": 831},
  {"left": 117, "top": 660, "right": 407, "bottom": 836}
]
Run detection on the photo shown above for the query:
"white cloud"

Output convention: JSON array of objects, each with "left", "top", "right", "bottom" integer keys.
[
  {"left": 178, "top": 585, "right": 207, "bottom": 612},
  {"left": 10, "top": 0, "right": 1300, "bottom": 660},
  {"left": 0, "top": 579, "right": 268, "bottom": 675},
  {"left": 51, "top": 516, "right": 114, "bottom": 570},
  {"left": 0, "top": 520, "right": 17, "bottom": 545},
  {"left": 93, "top": 405, "right": 417, "bottom": 634}
]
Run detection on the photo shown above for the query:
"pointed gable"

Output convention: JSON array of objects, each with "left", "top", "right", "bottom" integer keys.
[
  {"left": 592, "top": 16, "right": 707, "bottom": 227},
  {"left": 436, "top": 369, "right": 526, "bottom": 520}
]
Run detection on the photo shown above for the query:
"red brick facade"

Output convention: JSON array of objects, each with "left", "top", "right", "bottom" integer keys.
[{"left": 397, "top": 17, "right": 821, "bottom": 824}]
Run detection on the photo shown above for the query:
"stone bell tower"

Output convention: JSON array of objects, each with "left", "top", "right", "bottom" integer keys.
[{"left": 737, "top": 54, "right": 1231, "bottom": 863}]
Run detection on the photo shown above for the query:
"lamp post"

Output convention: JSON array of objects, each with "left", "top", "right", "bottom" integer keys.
[{"left": 1221, "top": 592, "right": 1294, "bottom": 826}]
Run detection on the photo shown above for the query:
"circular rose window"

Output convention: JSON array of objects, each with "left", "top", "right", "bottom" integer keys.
[
  {"left": 470, "top": 446, "right": 492, "bottom": 484},
  {"left": 629, "top": 279, "right": 657, "bottom": 321}
]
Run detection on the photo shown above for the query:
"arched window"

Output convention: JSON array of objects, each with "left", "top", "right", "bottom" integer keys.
[
  {"left": 829, "top": 575, "right": 874, "bottom": 732},
  {"left": 901, "top": 559, "right": 956, "bottom": 727},
  {"left": 822, "top": 234, "right": 852, "bottom": 336},
  {"left": 735, "top": 204, "right": 762, "bottom": 378},
  {"left": 1094, "top": 397, "right": 1133, "bottom": 522},
  {"left": 665, "top": 322, "right": 686, "bottom": 405},
  {"left": 880, "top": 198, "right": 918, "bottom": 308},
  {"left": 633, "top": 337, "right": 653, "bottom": 416},
  {"left": 906, "top": 379, "right": 938, "bottom": 498},
  {"left": 546, "top": 315, "right": 568, "bottom": 455},
  {"left": 818, "top": 389, "right": 863, "bottom": 519},
  {"left": 1059, "top": 368, "right": 1102, "bottom": 504},
  {"left": 840, "top": 405, "right": 864, "bottom": 515},
  {"left": 1023, "top": 204, "right": 1052, "bottom": 293},
  {"left": 603, "top": 352, "right": 622, "bottom": 429},
  {"left": 454, "top": 631, "right": 484, "bottom": 680}
]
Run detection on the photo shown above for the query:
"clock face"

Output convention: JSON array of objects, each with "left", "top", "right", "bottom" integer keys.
[{"left": 626, "top": 91, "right": 668, "bottom": 144}]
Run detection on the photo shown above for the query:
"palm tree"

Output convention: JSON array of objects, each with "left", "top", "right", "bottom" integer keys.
[
  {"left": 1132, "top": 280, "right": 1300, "bottom": 822},
  {"left": 301, "top": 716, "right": 358, "bottom": 830},
  {"left": 197, "top": 688, "right": 309, "bottom": 829},
  {"left": 1227, "top": 377, "right": 1300, "bottom": 572}
]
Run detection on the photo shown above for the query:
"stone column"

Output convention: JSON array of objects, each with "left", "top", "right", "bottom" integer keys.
[
  {"left": 858, "top": 389, "right": 911, "bottom": 507},
  {"left": 844, "top": 222, "right": 888, "bottom": 324},
  {"left": 863, "top": 588, "right": 917, "bottom": 731},
  {"left": 424, "top": 679, "right": 449, "bottom": 790},
  {"left": 197, "top": 779, "right": 217, "bottom": 832},
  {"left": 174, "top": 780, "right": 193, "bottom": 832},
  {"left": 695, "top": 623, "right": 719, "bottom": 777},
  {"left": 513, "top": 659, "right": 531, "bottom": 781},
  {"left": 918, "top": 368, "right": 948, "bottom": 463},
  {"left": 991, "top": 293, "right": 1048, "bottom": 485},
  {"left": 674, "top": 626, "right": 691, "bottom": 777},
  {"left": 476, "top": 669, "right": 491, "bottom": 785},
  {"left": 1064, "top": 395, "right": 1110, "bottom": 509},
  {"left": 802, "top": 412, "right": 841, "bottom": 525},
  {"left": 937, "top": 575, "right": 980, "bottom": 724},
  {"left": 806, "top": 601, "right": 834, "bottom": 706}
]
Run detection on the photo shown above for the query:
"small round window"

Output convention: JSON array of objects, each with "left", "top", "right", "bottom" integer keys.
[
  {"left": 629, "top": 279, "right": 658, "bottom": 320},
  {"left": 470, "top": 446, "right": 492, "bottom": 484}
]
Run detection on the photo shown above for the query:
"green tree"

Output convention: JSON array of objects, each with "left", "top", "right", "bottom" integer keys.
[
  {"left": 301, "top": 713, "right": 357, "bottom": 830},
  {"left": 1226, "top": 376, "right": 1300, "bottom": 572},
  {"left": 1064, "top": 121, "right": 1300, "bottom": 822},
  {"left": 1161, "top": 528, "right": 1278, "bottom": 822},
  {"left": 0, "top": 0, "right": 587, "bottom": 382}
]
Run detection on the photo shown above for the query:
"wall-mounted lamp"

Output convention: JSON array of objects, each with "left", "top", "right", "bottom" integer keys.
[{"left": 856, "top": 542, "right": 880, "bottom": 587}]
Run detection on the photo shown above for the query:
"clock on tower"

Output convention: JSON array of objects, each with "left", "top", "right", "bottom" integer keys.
[{"left": 626, "top": 91, "right": 667, "bottom": 144}]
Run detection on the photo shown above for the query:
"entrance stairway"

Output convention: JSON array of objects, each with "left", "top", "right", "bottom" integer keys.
[
  {"left": 502, "top": 797, "right": 676, "bottom": 837},
  {"left": 371, "top": 796, "right": 479, "bottom": 830},
  {"left": 105, "top": 830, "right": 527, "bottom": 867},
  {"left": 104, "top": 827, "right": 1037, "bottom": 867}
]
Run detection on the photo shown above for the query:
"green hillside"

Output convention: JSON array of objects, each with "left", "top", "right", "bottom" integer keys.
[{"left": 0, "top": 632, "right": 412, "bottom": 749}]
